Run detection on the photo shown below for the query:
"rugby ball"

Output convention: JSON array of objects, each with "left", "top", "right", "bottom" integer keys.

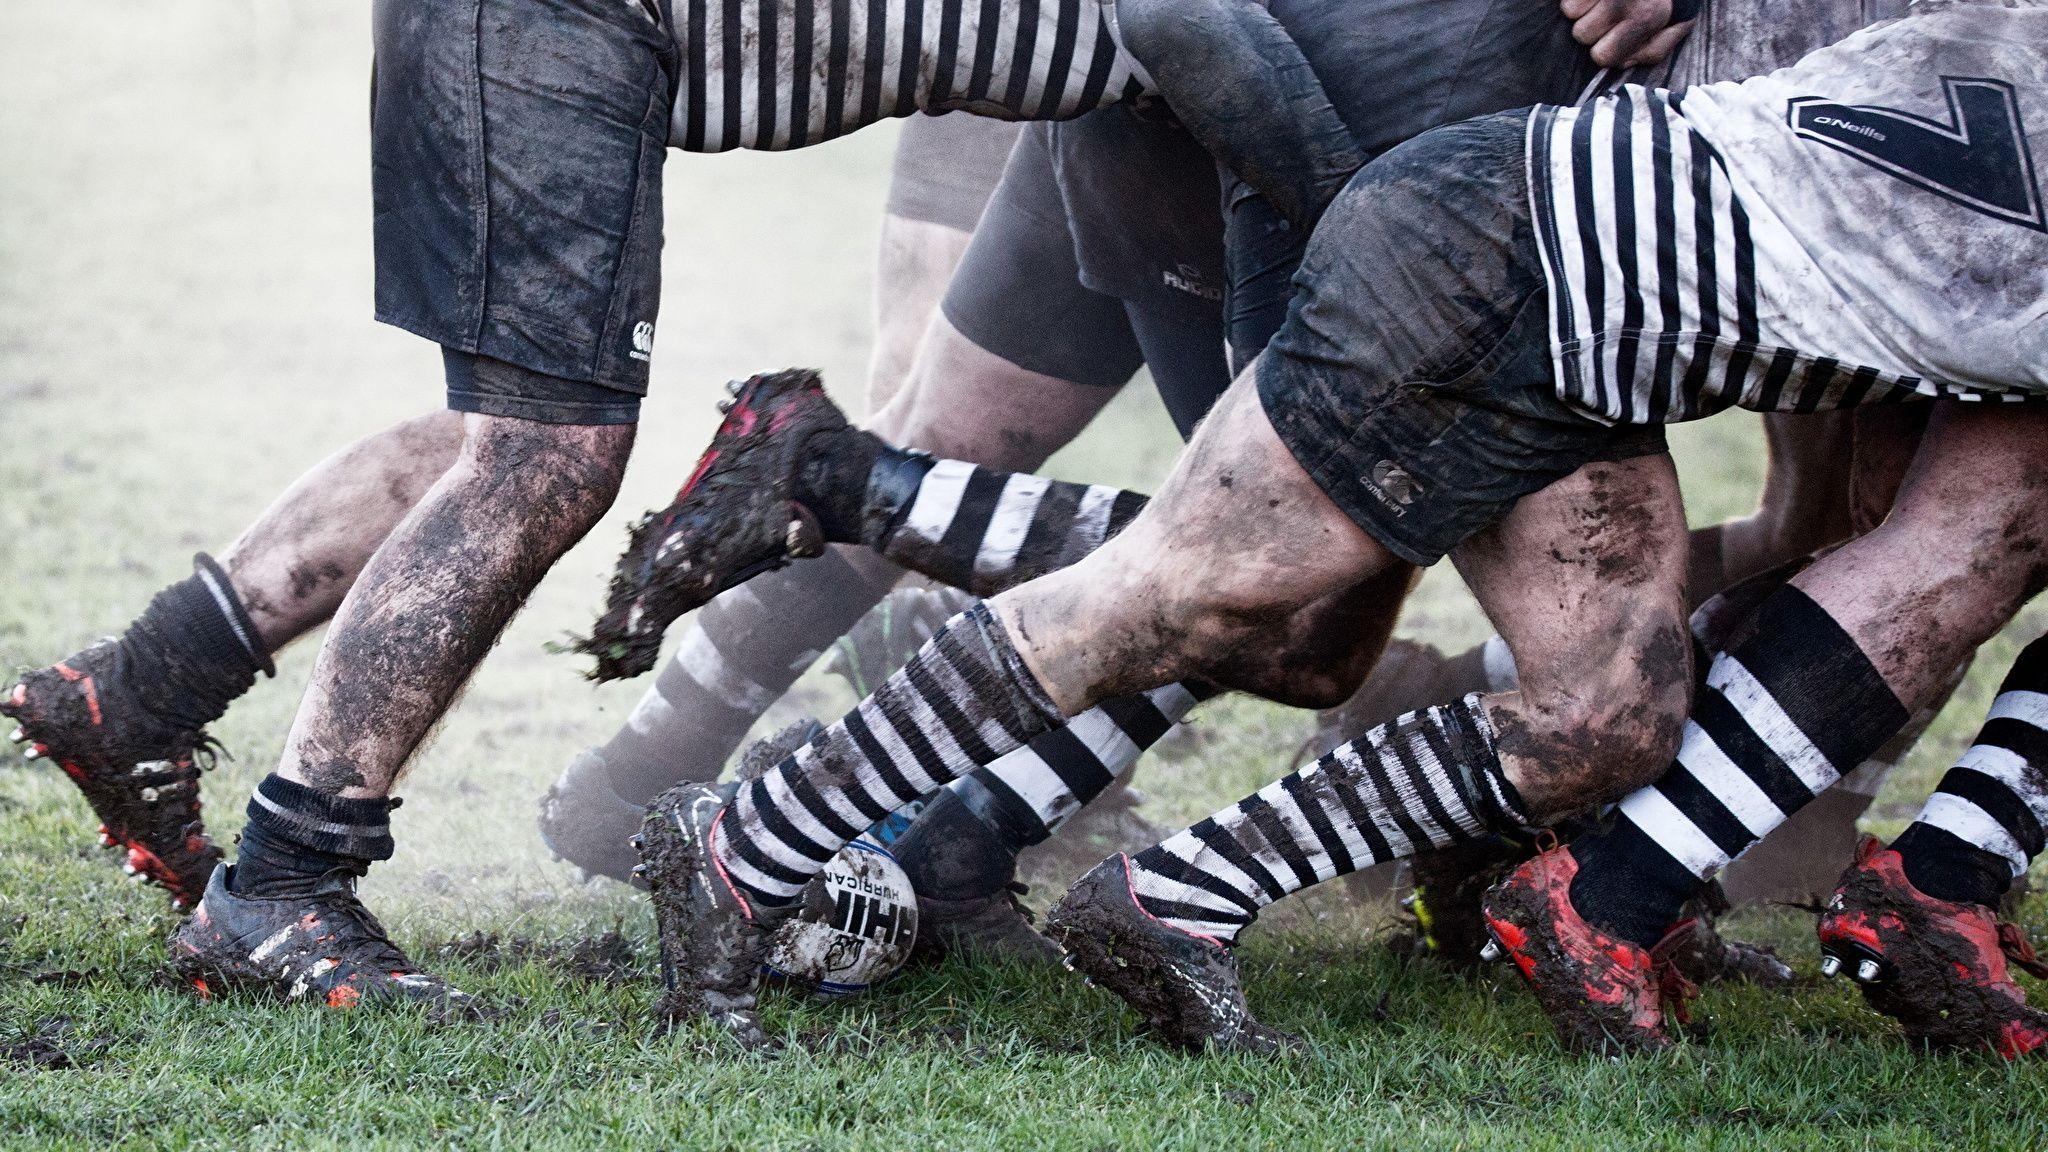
[{"left": 763, "top": 838, "right": 919, "bottom": 996}]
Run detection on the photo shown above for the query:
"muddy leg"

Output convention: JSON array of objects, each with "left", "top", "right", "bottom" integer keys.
[{"left": 278, "top": 414, "right": 633, "bottom": 797}]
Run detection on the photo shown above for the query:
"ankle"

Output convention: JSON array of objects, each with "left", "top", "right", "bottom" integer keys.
[
  {"left": 793, "top": 428, "right": 887, "bottom": 543},
  {"left": 1892, "top": 823, "right": 2010, "bottom": 909},
  {"left": 232, "top": 774, "right": 395, "bottom": 897}
]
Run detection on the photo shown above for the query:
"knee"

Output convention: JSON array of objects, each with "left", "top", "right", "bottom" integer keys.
[
  {"left": 1223, "top": 638, "right": 1376, "bottom": 710},
  {"left": 459, "top": 415, "right": 635, "bottom": 530},
  {"left": 1510, "top": 625, "right": 1692, "bottom": 807}
]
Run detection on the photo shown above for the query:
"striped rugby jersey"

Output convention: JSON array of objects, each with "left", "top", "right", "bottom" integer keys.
[
  {"left": 666, "top": 0, "right": 1151, "bottom": 151},
  {"left": 1528, "top": 1, "right": 2048, "bottom": 424}
]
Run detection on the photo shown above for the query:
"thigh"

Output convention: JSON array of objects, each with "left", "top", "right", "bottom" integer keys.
[
  {"left": 867, "top": 316, "right": 1123, "bottom": 471},
  {"left": 867, "top": 216, "right": 975, "bottom": 412},
  {"left": 1454, "top": 452, "right": 1693, "bottom": 702},
  {"left": 996, "top": 369, "right": 1396, "bottom": 715},
  {"left": 1796, "top": 401, "right": 2048, "bottom": 711},
  {"left": 940, "top": 122, "right": 1145, "bottom": 390}
]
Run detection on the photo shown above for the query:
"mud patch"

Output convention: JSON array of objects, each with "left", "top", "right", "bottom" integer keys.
[
  {"left": 429, "top": 928, "right": 642, "bottom": 987},
  {"left": 0, "top": 1017, "right": 114, "bottom": 1071}
]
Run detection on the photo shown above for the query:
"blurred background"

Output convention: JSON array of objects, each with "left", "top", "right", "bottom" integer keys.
[{"left": 3, "top": 1, "right": 2039, "bottom": 945}]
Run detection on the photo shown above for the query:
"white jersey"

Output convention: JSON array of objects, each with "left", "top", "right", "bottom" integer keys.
[
  {"left": 668, "top": 0, "right": 1151, "bottom": 151},
  {"left": 1529, "top": 0, "right": 2048, "bottom": 423}
]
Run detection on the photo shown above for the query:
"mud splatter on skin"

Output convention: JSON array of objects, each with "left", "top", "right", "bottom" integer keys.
[
  {"left": 1489, "top": 620, "right": 1691, "bottom": 819},
  {"left": 285, "top": 419, "right": 632, "bottom": 797},
  {"left": 287, "top": 561, "right": 348, "bottom": 602}
]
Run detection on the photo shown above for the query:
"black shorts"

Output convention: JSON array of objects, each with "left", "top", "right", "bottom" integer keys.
[
  {"left": 371, "top": 0, "right": 676, "bottom": 425},
  {"left": 885, "top": 113, "right": 1025, "bottom": 232},
  {"left": 1256, "top": 111, "right": 1666, "bottom": 567},
  {"left": 941, "top": 106, "right": 1231, "bottom": 438}
]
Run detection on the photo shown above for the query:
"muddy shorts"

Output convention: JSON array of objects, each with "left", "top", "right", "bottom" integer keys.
[
  {"left": 885, "top": 113, "right": 1025, "bottom": 232},
  {"left": 1225, "top": 0, "right": 1599, "bottom": 365},
  {"left": 371, "top": 0, "right": 678, "bottom": 424},
  {"left": 1257, "top": 110, "right": 1666, "bottom": 567},
  {"left": 941, "top": 105, "right": 1230, "bottom": 438}
]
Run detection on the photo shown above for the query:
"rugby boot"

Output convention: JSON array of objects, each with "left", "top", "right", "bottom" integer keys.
[
  {"left": 637, "top": 781, "right": 797, "bottom": 1051},
  {"left": 582, "top": 369, "right": 890, "bottom": 681},
  {"left": 1401, "top": 835, "right": 1538, "bottom": 968},
  {"left": 1817, "top": 837, "right": 2048, "bottom": 1059},
  {"left": 1658, "top": 901, "right": 1795, "bottom": 989},
  {"left": 1480, "top": 846, "right": 1698, "bottom": 1054},
  {"left": 894, "top": 786, "right": 1061, "bottom": 966},
  {"left": 1044, "top": 854, "right": 1302, "bottom": 1055},
  {"left": 170, "top": 864, "right": 474, "bottom": 1011},
  {"left": 4, "top": 642, "right": 223, "bottom": 908},
  {"left": 536, "top": 748, "right": 646, "bottom": 886}
]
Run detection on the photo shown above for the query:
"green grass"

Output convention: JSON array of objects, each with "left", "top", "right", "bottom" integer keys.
[{"left": 4, "top": 3, "right": 2047, "bottom": 1149}]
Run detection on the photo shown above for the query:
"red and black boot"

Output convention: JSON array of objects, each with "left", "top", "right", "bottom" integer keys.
[
  {"left": 1480, "top": 846, "right": 1700, "bottom": 1054},
  {"left": 1818, "top": 837, "right": 2048, "bottom": 1059},
  {"left": 4, "top": 640, "right": 223, "bottom": 909},
  {"left": 581, "top": 369, "right": 912, "bottom": 681}
]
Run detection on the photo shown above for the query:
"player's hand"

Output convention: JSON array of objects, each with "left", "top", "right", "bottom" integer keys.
[{"left": 1558, "top": 0, "right": 1695, "bottom": 69}]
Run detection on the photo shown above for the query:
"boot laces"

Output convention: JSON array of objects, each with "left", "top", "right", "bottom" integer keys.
[
  {"left": 1997, "top": 921, "right": 2048, "bottom": 980},
  {"left": 308, "top": 873, "right": 416, "bottom": 976}
]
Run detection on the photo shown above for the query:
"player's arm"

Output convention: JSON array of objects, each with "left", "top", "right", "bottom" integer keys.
[
  {"left": 1116, "top": 0, "right": 1364, "bottom": 232},
  {"left": 1558, "top": 0, "right": 1697, "bottom": 69}
]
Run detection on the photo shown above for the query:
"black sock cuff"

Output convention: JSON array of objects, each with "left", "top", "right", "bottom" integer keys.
[
  {"left": 1727, "top": 585, "right": 1908, "bottom": 772},
  {"left": 861, "top": 446, "right": 937, "bottom": 548},
  {"left": 191, "top": 553, "right": 275, "bottom": 676},
  {"left": 2002, "top": 633, "right": 2048, "bottom": 693},
  {"left": 244, "top": 774, "right": 397, "bottom": 862}
]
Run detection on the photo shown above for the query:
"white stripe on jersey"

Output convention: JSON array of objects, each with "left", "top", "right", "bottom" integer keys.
[
  {"left": 671, "top": 0, "right": 1148, "bottom": 151},
  {"left": 1527, "top": 87, "right": 2035, "bottom": 425}
]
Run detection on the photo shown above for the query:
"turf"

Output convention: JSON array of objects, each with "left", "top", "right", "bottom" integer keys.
[{"left": 3, "top": 4, "right": 2045, "bottom": 1149}]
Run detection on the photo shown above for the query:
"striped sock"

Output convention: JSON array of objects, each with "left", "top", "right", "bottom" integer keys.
[
  {"left": 955, "top": 682, "right": 1216, "bottom": 847},
  {"left": 1125, "top": 695, "right": 1527, "bottom": 942},
  {"left": 1891, "top": 636, "right": 2048, "bottom": 908},
  {"left": 1566, "top": 586, "right": 1910, "bottom": 947},
  {"left": 873, "top": 459, "right": 1148, "bottom": 598},
  {"left": 715, "top": 603, "right": 1066, "bottom": 905},
  {"left": 599, "top": 549, "right": 900, "bottom": 804}
]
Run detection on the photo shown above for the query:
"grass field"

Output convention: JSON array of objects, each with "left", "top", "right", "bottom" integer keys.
[{"left": 3, "top": 4, "right": 2046, "bottom": 1149}]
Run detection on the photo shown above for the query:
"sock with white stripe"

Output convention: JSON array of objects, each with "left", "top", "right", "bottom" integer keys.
[
  {"left": 896, "top": 683, "right": 1216, "bottom": 899},
  {"left": 715, "top": 603, "right": 1066, "bottom": 906},
  {"left": 869, "top": 457, "right": 1148, "bottom": 598},
  {"left": 231, "top": 774, "right": 397, "bottom": 897},
  {"left": 598, "top": 549, "right": 901, "bottom": 804},
  {"left": 1125, "top": 695, "right": 1528, "bottom": 943},
  {"left": 113, "top": 553, "right": 275, "bottom": 734},
  {"left": 1890, "top": 637, "right": 2048, "bottom": 909},
  {"left": 1566, "top": 586, "right": 1909, "bottom": 948}
]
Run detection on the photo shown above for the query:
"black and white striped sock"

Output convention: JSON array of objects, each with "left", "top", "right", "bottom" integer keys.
[
  {"left": 957, "top": 681, "right": 1214, "bottom": 846},
  {"left": 599, "top": 549, "right": 900, "bottom": 804},
  {"left": 1125, "top": 695, "right": 1527, "bottom": 943},
  {"left": 1891, "top": 636, "right": 2048, "bottom": 908},
  {"left": 1566, "top": 586, "right": 1910, "bottom": 946},
  {"left": 715, "top": 602, "right": 1066, "bottom": 905},
  {"left": 872, "top": 458, "right": 1148, "bottom": 598}
]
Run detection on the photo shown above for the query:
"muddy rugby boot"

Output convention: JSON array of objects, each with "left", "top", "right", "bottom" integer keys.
[
  {"left": 4, "top": 642, "right": 224, "bottom": 908},
  {"left": 637, "top": 781, "right": 796, "bottom": 1052},
  {"left": 1045, "top": 855, "right": 1302, "bottom": 1055},
  {"left": 536, "top": 748, "right": 647, "bottom": 885},
  {"left": 1818, "top": 838, "right": 2048, "bottom": 1058},
  {"left": 170, "top": 865, "right": 474, "bottom": 1011},
  {"left": 1480, "top": 846, "right": 1699, "bottom": 1054},
  {"left": 581, "top": 369, "right": 902, "bottom": 681}
]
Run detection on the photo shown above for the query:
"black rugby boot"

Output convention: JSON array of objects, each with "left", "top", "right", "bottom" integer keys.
[
  {"left": 894, "top": 787, "right": 1061, "bottom": 967},
  {"left": 5, "top": 641, "right": 223, "bottom": 908},
  {"left": 170, "top": 864, "right": 474, "bottom": 1012}
]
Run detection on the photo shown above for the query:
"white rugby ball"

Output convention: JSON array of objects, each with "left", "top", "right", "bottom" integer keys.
[{"left": 763, "top": 838, "right": 919, "bottom": 996}]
